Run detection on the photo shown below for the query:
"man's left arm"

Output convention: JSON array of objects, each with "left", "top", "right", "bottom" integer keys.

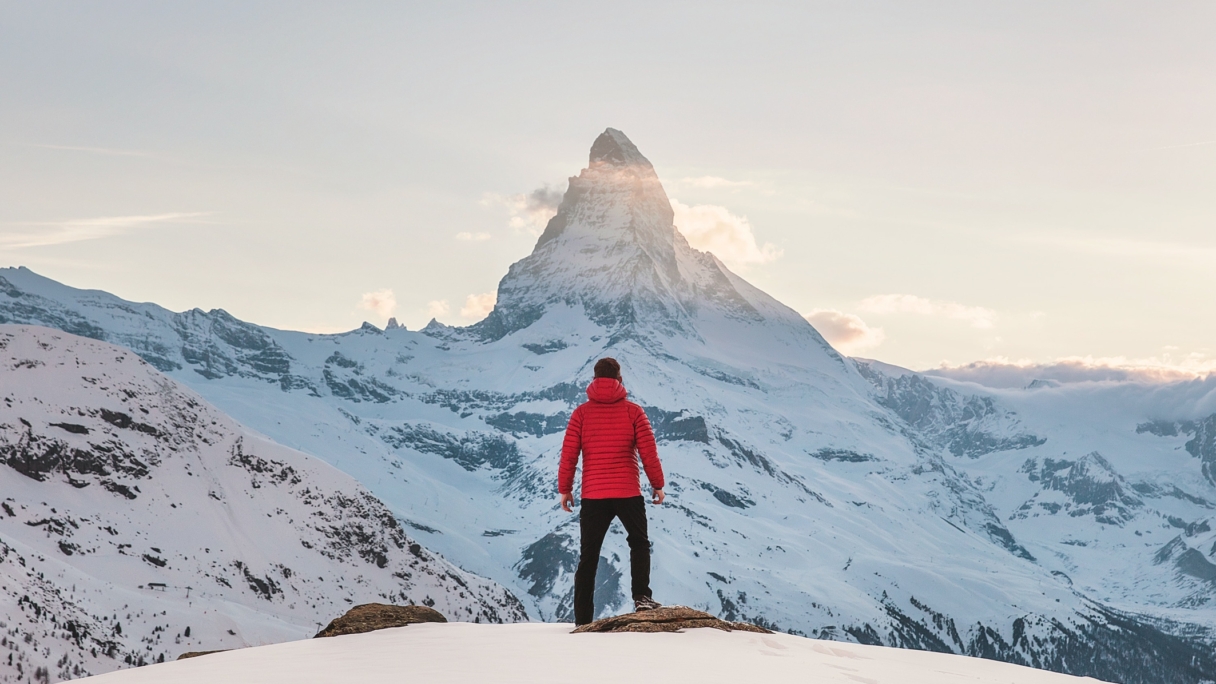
[{"left": 633, "top": 407, "right": 665, "bottom": 503}]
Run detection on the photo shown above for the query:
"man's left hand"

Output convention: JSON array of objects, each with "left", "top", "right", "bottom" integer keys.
[{"left": 652, "top": 488, "right": 665, "bottom": 505}]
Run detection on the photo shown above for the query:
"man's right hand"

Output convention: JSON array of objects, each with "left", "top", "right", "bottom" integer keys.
[{"left": 560, "top": 492, "right": 574, "bottom": 512}]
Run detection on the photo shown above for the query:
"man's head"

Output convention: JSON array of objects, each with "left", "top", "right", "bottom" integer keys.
[{"left": 593, "top": 357, "right": 622, "bottom": 380}]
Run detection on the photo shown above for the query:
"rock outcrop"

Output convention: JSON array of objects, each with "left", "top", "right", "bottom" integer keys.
[
  {"left": 571, "top": 606, "right": 771, "bottom": 634},
  {"left": 176, "top": 650, "right": 228, "bottom": 660},
  {"left": 315, "top": 603, "right": 447, "bottom": 638}
]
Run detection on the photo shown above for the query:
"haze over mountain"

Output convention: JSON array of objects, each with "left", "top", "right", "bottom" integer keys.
[{"left": 1, "top": 129, "right": 1214, "bottom": 683}]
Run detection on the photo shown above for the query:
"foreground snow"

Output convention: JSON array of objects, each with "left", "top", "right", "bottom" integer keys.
[{"left": 83, "top": 622, "right": 1107, "bottom": 684}]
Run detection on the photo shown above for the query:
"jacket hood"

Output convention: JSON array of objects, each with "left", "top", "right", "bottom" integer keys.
[{"left": 586, "top": 377, "right": 628, "bottom": 404}]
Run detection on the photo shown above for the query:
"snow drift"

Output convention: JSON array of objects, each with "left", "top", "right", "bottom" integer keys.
[{"left": 79, "top": 622, "right": 1110, "bottom": 684}]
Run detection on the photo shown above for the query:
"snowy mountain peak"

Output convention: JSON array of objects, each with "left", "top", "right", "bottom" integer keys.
[
  {"left": 475, "top": 130, "right": 832, "bottom": 361},
  {"left": 533, "top": 127, "right": 672, "bottom": 254},
  {"left": 588, "top": 127, "right": 651, "bottom": 168}
]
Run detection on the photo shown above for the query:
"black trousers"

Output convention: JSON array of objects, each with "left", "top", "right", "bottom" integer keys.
[{"left": 573, "top": 495, "right": 652, "bottom": 626}]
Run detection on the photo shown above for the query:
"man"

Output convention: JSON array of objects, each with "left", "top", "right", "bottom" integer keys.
[{"left": 559, "top": 357, "right": 666, "bottom": 626}]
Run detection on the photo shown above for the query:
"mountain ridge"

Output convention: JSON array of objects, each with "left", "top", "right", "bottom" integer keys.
[{"left": 0, "top": 324, "right": 525, "bottom": 682}]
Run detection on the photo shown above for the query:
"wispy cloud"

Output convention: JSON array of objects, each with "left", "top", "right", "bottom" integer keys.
[
  {"left": 804, "top": 309, "right": 885, "bottom": 354},
  {"left": 0, "top": 212, "right": 210, "bottom": 249},
  {"left": 1142, "top": 139, "right": 1216, "bottom": 152},
  {"left": 20, "top": 142, "right": 158, "bottom": 158},
  {"left": 425, "top": 300, "right": 450, "bottom": 319},
  {"left": 670, "top": 199, "right": 781, "bottom": 270},
  {"left": 859, "top": 294, "right": 997, "bottom": 329},
  {"left": 481, "top": 185, "right": 565, "bottom": 236},
  {"left": 456, "top": 232, "right": 492, "bottom": 242},
  {"left": 357, "top": 289, "right": 397, "bottom": 319},
  {"left": 676, "top": 176, "right": 754, "bottom": 190},
  {"left": 1014, "top": 233, "right": 1216, "bottom": 265},
  {"left": 925, "top": 353, "right": 1216, "bottom": 388},
  {"left": 460, "top": 292, "right": 496, "bottom": 321}
]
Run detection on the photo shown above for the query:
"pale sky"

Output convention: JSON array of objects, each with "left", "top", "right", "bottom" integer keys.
[{"left": 2, "top": 2, "right": 1214, "bottom": 374}]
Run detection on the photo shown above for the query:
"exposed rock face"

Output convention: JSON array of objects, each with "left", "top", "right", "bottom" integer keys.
[
  {"left": 1015, "top": 452, "right": 1143, "bottom": 526},
  {"left": 1138, "top": 415, "right": 1216, "bottom": 487},
  {"left": 572, "top": 606, "right": 771, "bottom": 634},
  {"left": 855, "top": 360, "right": 1046, "bottom": 458},
  {"left": 176, "top": 650, "right": 228, "bottom": 660},
  {"left": 315, "top": 603, "right": 447, "bottom": 638}
]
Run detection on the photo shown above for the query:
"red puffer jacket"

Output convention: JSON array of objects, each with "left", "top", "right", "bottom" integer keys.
[{"left": 558, "top": 378, "right": 665, "bottom": 499}]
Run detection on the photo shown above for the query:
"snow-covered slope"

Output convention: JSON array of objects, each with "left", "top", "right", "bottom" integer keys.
[
  {"left": 79, "top": 622, "right": 1108, "bottom": 684},
  {"left": 857, "top": 363, "right": 1216, "bottom": 628},
  {"left": 1, "top": 129, "right": 1214, "bottom": 683},
  {"left": 0, "top": 326, "right": 525, "bottom": 683}
]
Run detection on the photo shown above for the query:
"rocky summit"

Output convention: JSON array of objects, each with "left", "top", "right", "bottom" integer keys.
[
  {"left": 1, "top": 129, "right": 1215, "bottom": 683},
  {"left": 571, "top": 606, "right": 771, "bottom": 634},
  {"left": 315, "top": 604, "right": 447, "bottom": 638}
]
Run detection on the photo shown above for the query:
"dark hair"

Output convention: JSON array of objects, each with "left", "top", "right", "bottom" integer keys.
[{"left": 593, "top": 357, "right": 621, "bottom": 379}]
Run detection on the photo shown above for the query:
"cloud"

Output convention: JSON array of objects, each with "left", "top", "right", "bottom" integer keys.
[
  {"left": 21, "top": 142, "right": 157, "bottom": 158},
  {"left": 425, "top": 300, "right": 450, "bottom": 319},
  {"left": 923, "top": 354, "right": 1216, "bottom": 388},
  {"left": 460, "top": 292, "right": 497, "bottom": 321},
  {"left": 804, "top": 309, "right": 885, "bottom": 354},
  {"left": 357, "top": 289, "right": 397, "bottom": 318},
  {"left": 1143, "top": 139, "right": 1216, "bottom": 151},
  {"left": 456, "top": 232, "right": 492, "bottom": 242},
  {"left": 859, "top": 294, "right": 997, "bottom": 329},
  {"left": 677, "top": 176, "right": 753, "bottom": 189},
  {"left": 670, "top": 199, "right": 781, "bottom": 270},
  {"left": 0, "top": 212, "right": 209, "bottom": 249},
  {"left": 482, "top": 185, "right": 565, "bottom": 236},
  {"left": 1011, "top": 232, "right": 1216, "bottom": 266}
]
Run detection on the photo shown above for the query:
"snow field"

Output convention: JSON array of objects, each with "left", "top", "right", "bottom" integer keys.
[{"left": 82, "top": 622, "right": 1110, "bottom": 684}]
